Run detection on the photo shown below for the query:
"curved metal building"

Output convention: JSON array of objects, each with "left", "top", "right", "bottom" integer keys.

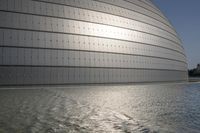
[{"left": 0, "top": 0, "right": 188, "bottom": 85}]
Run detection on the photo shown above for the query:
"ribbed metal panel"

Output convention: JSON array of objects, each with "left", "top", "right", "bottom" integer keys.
[{"left": 0, "top": 0, "right": 188, "bottom": 85}]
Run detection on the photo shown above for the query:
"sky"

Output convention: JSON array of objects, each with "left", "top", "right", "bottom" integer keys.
[{"left": 153, "top": 0, "right": 200, "bottom": 69}]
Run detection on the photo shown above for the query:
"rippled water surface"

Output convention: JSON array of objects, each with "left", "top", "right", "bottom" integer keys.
[{"left": 0, "top": 83, "right": 200, "bottom": 133}]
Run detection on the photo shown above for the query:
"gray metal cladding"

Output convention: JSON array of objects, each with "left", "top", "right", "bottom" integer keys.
[{"left": 0, "top": 0, "right": 188, "bottom": 85}]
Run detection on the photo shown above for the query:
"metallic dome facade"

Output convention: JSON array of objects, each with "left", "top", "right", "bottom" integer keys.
[{"left": 0, "top": 0, "right": 188, "bottom": 85}]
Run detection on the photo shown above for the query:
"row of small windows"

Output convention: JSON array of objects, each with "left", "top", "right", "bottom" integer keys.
[
  {"left": 0, "top": 29, "right": 186, "bottom": 62},
  {"left": 0, "top": 47, "right": 187, "bottom": 70},
  {"left": 141, "top": 0, "right": 161, "bottom": 13},
  {"left": 0, "top": 0, "right": 179, "bottom": 41},
  {"left": 122, "top": 0, "right": 166, "bottom": 19},
  {"left": 0, "top": 67, "right": 187, "bottom": 84},
  {"left": 41, "top": 0, "right": 175, "bottom": 35},
  {"left": 0, "top": 11, "right": 184, "bottom": 53},
  {"left": 94, "top": 0, "right": 172, "bottom": 30},
  {"left": 45, "top": 0, "right": 180, "bottom": 43},
  {"left": 0, "top": 8, "right": 180, "bottom": 45}
]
